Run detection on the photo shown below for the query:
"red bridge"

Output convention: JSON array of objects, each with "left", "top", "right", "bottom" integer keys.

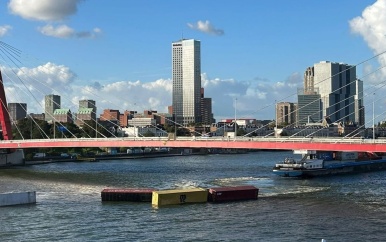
[{"left": 0, "top": 137, "right": 386, "bottom": 153}]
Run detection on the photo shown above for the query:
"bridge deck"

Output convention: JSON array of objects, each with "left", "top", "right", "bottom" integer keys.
[{"left": 1, "top": 137, "right": 385, "bottom": 152}]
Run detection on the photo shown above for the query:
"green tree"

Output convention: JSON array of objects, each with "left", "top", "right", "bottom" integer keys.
[
  {"left": 80, "top": 120, "right": 96, "bottom": 138},
  {"left": 177, "top": 127, "right": 191, "bottom": 136},
  {"left": 236, "top": 128, "right": 247, "bottom": 136},
  {"left": 51, "top": 122, "right": 82, "bottom": 138},
  {"left": 80, "top": 120, "right": 113, "bottom": 138},
  {"left": 12, "top": 118, "right": 50, "bottom": 139}
]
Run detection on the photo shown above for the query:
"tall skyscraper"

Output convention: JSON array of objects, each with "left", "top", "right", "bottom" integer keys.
[
  {"left": 313, "top": 61, "right": 361, "bottom": 124},
  {"left": 298, "top": 61, "right": 363, "bottom": 125},
  {"left": 172, "top": 39, "right": 202, "bottom": 126},
  {"left": 45, "top": 94, "right": 60, "bottom": 122}
]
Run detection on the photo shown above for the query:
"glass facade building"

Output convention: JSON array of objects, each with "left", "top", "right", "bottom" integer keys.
[{"left": 172, "top": 39, "right": 201, "bottom": 126}]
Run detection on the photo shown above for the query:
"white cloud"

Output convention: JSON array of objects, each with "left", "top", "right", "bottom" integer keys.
[
  {"left": 15, "top": 62, "right": 75, "bottom": 96},
  {"left": 8, "top": 1, "right": 101, "bottom": 39},
  {"left": 38, "top": 24, "right": 102, "bottom": 39},
  {"left": 349, "top": 0, "right": 386, "bottom": 79},
  {"left": 2, "top": 61, "right": 301, "bottom": 121},
  {"left": 1, "top": 63, "right": 75, "bottom": 113},
  {"left": 38, "top": 24, "right": 75, "bottom": 38},
  {"left": 202, "top": 73, "right": 301, "bottom": 120},
  {"left": 0, "top": 25, "right": 12, "bottom": 37},
  {"left": 72, "top": 78, "right": 173, "bottom": 114},
  {"left": 188, "top": 20, "right": 224, "bottom": 36},
  {"left": 8, "top": 0, "right": 81, "bottom": 21}
]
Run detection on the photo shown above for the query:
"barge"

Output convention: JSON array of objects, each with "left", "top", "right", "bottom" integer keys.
[{"left": 273, "top": 150, "right": 386, "bottom": 178}]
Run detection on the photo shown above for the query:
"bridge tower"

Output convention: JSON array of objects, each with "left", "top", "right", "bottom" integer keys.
[
  {"left": 0, "top": 69, "right": 24, "bottom": 166},
  {"left": 0, "top": 70, "right": 13, "bottom": 140}
]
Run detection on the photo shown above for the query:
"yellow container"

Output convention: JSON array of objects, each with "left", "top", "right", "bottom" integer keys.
[{"left": 152, "top": 188, "right": 208, "bottom": 206}]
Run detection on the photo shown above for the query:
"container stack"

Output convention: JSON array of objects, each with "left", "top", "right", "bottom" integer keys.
[{"left": 101, "top": 185, "right": 259, "bottom": 206}]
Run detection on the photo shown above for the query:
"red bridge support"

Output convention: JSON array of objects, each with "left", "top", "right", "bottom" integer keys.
[{"left": 0, "top": 70, "right": 13, "bottom": 140}]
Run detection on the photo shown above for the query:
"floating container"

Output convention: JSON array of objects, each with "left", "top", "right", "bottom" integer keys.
[
  {"left": 101, "top": 188, "right": 155, "bottom": 202},
  {"left": 0, "top": 191, "right": 36, "bottom": 207},
  {"left": 152, "top": 188, "right": 208, "bottom": 206},
  {"left": 208, "top": 186, "right": 259, "bottom": 202}
]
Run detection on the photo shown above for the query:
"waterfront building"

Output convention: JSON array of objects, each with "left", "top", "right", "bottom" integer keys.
[
  {"left": 311, "top": 61, "right": 362, "bottom": 124},
  {"left": 79, "top": 100, "right": 96, "bottom": 121},
  {"left": 128, "top": 117, "right": 156, "bottom": 127},
  {"left": 144, "top": 110, "right": 173, "bottom": 126},
  {"left": 8, "top": 103, "right": 27, "bottom": 124},
  {"left": 172, "top": 39, "right": 202, "bottom": 126},
  {"left": 100, "top": 109, "right": 120, "bottom": 126},
  {"left": 121, "top": 126, "right": 167, "bottom": 137},
  {"left": 53, "top": 108, "right": 72, "bottom": 123},
  {"left": 297, "top": 90, "right": 322, "bottom": 125},
  {"left": 143, "top": 110, "right": 161, "bottom": 125},
  {"left": 120, "top": 110, "right": 136, "bottom": 127},
  {"left": 201, "top": 88, "right": 214, "bottom": 125},
  {"left": 28, "top": 113, "right": 45, "bottom": 121},
  {"left": 276, "top": 102, "right": 296, "bottom": 126},
  {"left": 76, "top": 108, "right": 94, "bottom": 126},
  {"left": 45, "top": 94, "right": 60, "bottom": 122}
]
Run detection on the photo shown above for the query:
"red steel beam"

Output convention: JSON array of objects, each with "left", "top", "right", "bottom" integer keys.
[
  {"left": 1, "top": 139, "right": 386, "bottom": 152},
  {"left": 0, "top": 70, "right": 13, "bottom": 140}
]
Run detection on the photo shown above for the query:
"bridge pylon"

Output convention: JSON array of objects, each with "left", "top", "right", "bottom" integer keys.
[
  {"left": 0, "top": 69, "right": 13, "bottom": 141},
  {"left": 0, "top": 69, "right": 24, "bottom": 166}
]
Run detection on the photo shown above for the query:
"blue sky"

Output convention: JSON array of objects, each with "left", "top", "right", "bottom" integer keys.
[{"left": 0, "top": 0, "right": 385, "bottom": 124}]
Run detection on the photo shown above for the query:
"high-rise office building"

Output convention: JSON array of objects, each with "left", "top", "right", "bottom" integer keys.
[
  {"left": 297, "top": 90, "right": 322, "bottom": 125},
  {"left": 45, "top": 94, "right": 60, "bottom": 122},
  {"left": 8, "top": 103, "right": 27, "bottom": 123},
  {"left": 299, "top": 61, "right": 363, "bottom": 125},
  {"left": 172, "top": 39, "right": 202, "bottom": 126},
  {"left": 297, "top": 66, "right": 322, "bottom": 125}
]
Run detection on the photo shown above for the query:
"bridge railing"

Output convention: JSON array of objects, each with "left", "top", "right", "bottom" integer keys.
[{"left": 2, "top": 136, "right": 386, "bottom": 145}]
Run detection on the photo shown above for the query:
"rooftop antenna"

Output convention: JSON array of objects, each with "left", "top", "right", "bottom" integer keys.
[{"left": 181, "top": 30, "right": 184, "bottom": 40}]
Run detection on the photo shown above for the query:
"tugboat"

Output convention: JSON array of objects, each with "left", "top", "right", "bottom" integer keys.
[{"left": 273, "top": 150, "right": 386, "bottom": 178}]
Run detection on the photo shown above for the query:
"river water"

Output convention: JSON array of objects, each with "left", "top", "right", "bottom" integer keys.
[{"left": 1, "top": 151, "right": 386, "bottom": 241}]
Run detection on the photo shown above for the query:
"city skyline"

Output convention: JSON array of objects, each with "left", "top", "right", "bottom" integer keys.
[{"left": 0, "top": 0, "right": 385, "bottom": 123}]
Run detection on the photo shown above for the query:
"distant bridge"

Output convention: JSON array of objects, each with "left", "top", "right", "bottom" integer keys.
[{"left": 1, "top": 137, "right": 386, "bottom": 153}]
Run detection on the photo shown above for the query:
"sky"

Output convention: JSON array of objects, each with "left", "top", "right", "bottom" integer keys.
[{"left": 0, "top": 0, "right": 386, "bottom": 124}]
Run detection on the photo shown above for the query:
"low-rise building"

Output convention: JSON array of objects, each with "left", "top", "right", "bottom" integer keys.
[
  {"left": 53, "top": 109, "right": 73, "bottom": 123},
  {"left": 121, "top": 127, "right": 168, "bottom": 137},
  {"left": 76, "top": 108, "right": 94, "bottom": 126},
  {"left": 128, "top": 117, "right": 156, "bottom": 127}
]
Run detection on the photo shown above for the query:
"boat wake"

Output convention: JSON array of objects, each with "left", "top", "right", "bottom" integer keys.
[
  {"left": 212, "top": 177, "right": 271, "bottom": 188},
  {"left": 172, "top": 180, "right": 201, "bottom": 189},
  {"left": 262, "top": 185, "right": 329, "bottom": 198}
]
